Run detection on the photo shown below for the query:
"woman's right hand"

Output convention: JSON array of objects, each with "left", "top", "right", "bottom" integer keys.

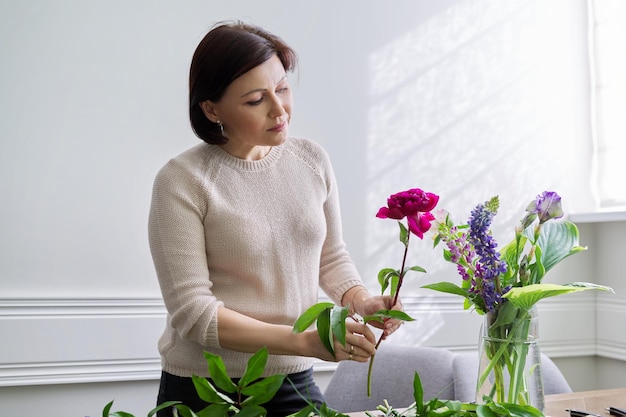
[{"left": 308, "top": 320, "right": 377, "bottom": 363}]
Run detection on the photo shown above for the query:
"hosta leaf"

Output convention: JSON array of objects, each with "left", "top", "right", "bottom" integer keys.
[
  {"left": 203, "top": 352, "right": 237, "bottom": 393},
  {"left": 239, "top": 346, "right": 269, "bottom": 388},
  {"left": 504, "top": 282, "right": 614, "bottom": 310},
  {"left": 533, "top": 221, "right": 587, "bottom": 272},
  {"left": 292, "top": 302, "right": 334, "bottom": 332}
]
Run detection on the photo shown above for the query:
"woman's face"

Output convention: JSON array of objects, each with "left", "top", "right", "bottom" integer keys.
[{"left": 202, "top": 54, "right": 293, "bottom": 160}]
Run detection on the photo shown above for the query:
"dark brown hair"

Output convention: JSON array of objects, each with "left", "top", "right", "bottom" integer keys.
[{"left": 189, "top": 21, "right": 298, "bottom": 145}]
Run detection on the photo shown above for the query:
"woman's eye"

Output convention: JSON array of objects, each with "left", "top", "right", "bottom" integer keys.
[
  {"left": 247, "top": 97, "right": 263, "bottom": 106},
  {"left": 277, "top": 86, "right": 289, "bottom": 94}
]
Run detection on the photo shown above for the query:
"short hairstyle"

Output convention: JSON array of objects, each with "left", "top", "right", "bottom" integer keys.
[{"left": 189, "top": 21, "right": 298, "bottom": 145}]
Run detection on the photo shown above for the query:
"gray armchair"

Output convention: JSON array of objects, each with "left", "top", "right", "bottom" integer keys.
[
  {"left": 323, "top": 345, "right": 456, "bottom": 413},
  {"left": 322, "top": 345, "right": 571, "bottom": 413}
]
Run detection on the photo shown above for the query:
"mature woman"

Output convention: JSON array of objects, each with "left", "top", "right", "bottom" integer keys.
[{"left": 149, "top": 21, "right": 403, "bottom": 416}]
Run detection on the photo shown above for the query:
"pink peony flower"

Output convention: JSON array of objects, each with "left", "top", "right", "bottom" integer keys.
[{"left": 376, "top": 188, "right": 439, "bottom": 239}]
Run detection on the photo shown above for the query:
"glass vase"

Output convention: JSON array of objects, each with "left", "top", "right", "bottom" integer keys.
[{"left": 476, "top": 304, "right": 544, "bottom": 410}]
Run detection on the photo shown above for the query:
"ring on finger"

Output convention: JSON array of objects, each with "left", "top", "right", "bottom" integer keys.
[{"left": 350, "top": 344, "right": 354, "bottom": 354}]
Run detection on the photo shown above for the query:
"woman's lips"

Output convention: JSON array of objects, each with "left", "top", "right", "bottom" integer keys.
[{"left": 268, "top": 121, "right": 286, "bottom": 132}]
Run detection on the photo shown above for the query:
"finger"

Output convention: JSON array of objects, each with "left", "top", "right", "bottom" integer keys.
[{"left": 346, "top": 321, "right": 376, "bottom": 344}]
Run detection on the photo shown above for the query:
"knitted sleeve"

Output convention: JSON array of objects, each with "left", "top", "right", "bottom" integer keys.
[
  {"left": 148, "top": 154, "right": 223, "bottom": 348},
  {"left": 312, "top": 142, "right": 365, "bottom": 304}
]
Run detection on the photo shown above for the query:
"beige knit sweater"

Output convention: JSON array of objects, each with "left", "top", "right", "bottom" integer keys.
[{"left": 148, "top": 137, "right": 364, "bottom": 378}]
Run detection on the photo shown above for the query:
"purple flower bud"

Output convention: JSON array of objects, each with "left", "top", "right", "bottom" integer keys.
[{"left": 525, "top": 191, "right": 563, "bottom": 224}]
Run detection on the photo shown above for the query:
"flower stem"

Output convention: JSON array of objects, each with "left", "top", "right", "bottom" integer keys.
[{"left": 368, "top": 231, "right": 410, "bottom": 396}]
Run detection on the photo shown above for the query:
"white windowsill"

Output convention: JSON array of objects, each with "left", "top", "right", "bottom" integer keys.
[{"left": 569, "top": 207, "right": 626, "bottom": 223}]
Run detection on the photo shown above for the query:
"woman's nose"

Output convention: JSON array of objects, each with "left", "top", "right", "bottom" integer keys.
[{"left": 268, "top": 95, "right": 286, "bottom": 118}]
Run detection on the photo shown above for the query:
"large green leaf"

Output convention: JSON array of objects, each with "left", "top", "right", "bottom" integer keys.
[
  {"left": 503, "top": 282, "right": 614, "bottom": 310},
  {"left": 203, "top": 351, "right": 238, "bottom": 393},
  {"left": 533, "top": 221, "right": 587, "bottom": 273},
  {"left": 239, "top": 346, "right": 269, "bottom": 388},
  {"left": 292, "top": 302, "right": 334, "bottom": 332}
]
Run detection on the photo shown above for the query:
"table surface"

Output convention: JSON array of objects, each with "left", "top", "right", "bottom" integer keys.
[
  {"left": 544, "top": 387, "right": 626, "bottom": 417},
  {"left": 346, "top": 388, "right": 626, "bottom": 417}
]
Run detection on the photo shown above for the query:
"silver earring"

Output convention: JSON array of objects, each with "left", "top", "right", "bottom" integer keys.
[{"left": 216, "top": 120, "right": 224, "bottom": 136}]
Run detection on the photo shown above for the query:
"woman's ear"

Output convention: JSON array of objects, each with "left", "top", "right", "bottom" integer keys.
[{"left": 199, "top": 101, "right": 219, "bottom": 123}]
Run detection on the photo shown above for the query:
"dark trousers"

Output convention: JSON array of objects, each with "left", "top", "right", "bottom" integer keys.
[{"left": 156, "top": 368, "right": 324, "bottom": 417}]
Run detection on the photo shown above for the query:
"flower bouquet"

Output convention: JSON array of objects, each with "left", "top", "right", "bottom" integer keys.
[{"left": 423, "top": 192, "right": 613, "bottom": 409}]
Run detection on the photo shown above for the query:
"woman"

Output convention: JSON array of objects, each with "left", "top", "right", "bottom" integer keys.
[{"left": 149, "top": 21, "right": 404, "bottom": 416}]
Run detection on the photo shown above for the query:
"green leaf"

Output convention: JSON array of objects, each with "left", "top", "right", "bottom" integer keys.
[
  {"left": 191, "top": 375, "right": 233, "bottom": 404},
  {"left": 534, "top": 221, "right": 587, "bottom": 273},
  {"left": 362, "top": 309, "right": 415, "bottom": 323},
  {"left": 103, "top": 400, "right": 114, "bottom": 417},
  {"left": 235, "top": 405, "right": 268, "bottom": 417},
  {"left": 495, "top": 403, "right": 545, "bottom": 417},
  {"left": 147, "top": 401, "right": 184, "bottom": 417},
  {"left": 241, "top": 374, "right": 286, "bottom": 406},
  {"left": 529, "top": 244, "right": 545, "bottom": 284},
  {"left": 292, "top": 302, "right": 334, "bottom": 333},
  {"left": 404, "top": 265, "right": 427, "bottom": 275},
  {"left": 503, "top": 282, "right": 614, "bottom": 310},
  {"left": 421, "top": 282, "right": 469, "bottom": 298},
  {"left": 239, "top": 346, "right": 270, "bottom": 388},
  {"left": 317, "top": 306, "right": 335, "bottom": 355},
  {"left": 109, "top": 412, "right": 135, "bottom": 417},
  {"left": 330, "top": 305, "right": 349, "bottom": 347},
  {"left": 412, "top": 372, "right": 424, "bottom": 415},
  {"left": 378, "top": 268, "right": 399, "bottom": 295},
  {"left": 286, "top": 403, "right": 316, "bottom": 417},
  {"left": 203, "top": 352, "right": 238, "bottom": 394},
  {"left": 398, "top": 221, "right": 409, "bottom": 247},
  {"left": 176, "top": 405, "right": 202, "bottom": 417},
  {"left": 196, "top": 403, "right": 231, "bottom": 417},
  {"left": 476, "top": 404, "right": 497, "bottom": 417}
]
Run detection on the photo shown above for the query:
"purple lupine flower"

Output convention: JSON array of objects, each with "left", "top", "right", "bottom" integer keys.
[{"left": 467, "top": 200, "right": 507, "bottom": 312}]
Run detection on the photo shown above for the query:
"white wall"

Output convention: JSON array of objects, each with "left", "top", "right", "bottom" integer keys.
[{"left": 1, "top": 1, "right": 623, "bottom": 416}]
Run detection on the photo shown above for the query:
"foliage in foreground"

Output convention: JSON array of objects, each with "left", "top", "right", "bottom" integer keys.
[{"left": 103, "top": 348, "right": 545, "bottom": 417}]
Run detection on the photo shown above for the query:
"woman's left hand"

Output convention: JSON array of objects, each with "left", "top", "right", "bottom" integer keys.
[{"left": 360, "top": 295, "right": 404, "bottom": 339}]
